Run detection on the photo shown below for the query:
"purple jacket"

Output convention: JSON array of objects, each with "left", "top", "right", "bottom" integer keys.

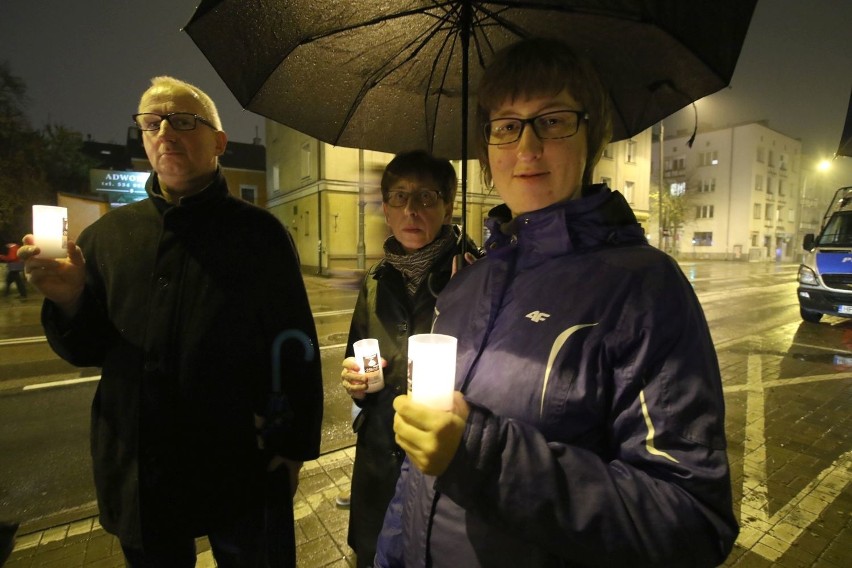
[{"left": 375, "top": 186, "right": 737, "bottom": 567}]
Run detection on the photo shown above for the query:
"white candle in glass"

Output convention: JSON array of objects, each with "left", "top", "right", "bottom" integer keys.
[
  {"left": 407, "top": 334, "right": 457, "bottom": 410},
  {"left": 32, "top": 205, "right": 68, "bottom": 258},
  {"left": 352, "top": 338, "right": 385, "bottom": 393}
]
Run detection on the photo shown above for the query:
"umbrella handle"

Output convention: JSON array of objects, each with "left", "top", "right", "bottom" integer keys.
[{"left": 271, "top": 329, "right": 316, "bottom": 393}]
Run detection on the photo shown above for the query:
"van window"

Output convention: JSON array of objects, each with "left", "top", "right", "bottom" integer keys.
[{"left": 818, "top": 213, "right": 852, "bottom": 246}]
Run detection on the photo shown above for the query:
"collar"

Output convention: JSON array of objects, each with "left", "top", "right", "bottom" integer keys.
[
  {"left": 484, "top": 184, "right": 645, "bottom": 262},
  {"left": 147, "top": 168, "right": 228, "bottom": 212}
]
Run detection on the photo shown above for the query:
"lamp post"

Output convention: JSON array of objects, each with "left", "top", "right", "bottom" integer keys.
[{"left": 357, "top": 148, "right": 366, "bottom": 270}]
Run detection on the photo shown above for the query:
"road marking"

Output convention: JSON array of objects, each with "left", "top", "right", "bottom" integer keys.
[
  {"left": 0, "top": 310, "right": 353, "bottom": 348},
  {"left": 23, "top": 376, "right": 101, "bottom": 390},
  {"left": 734, "top": 337, "right": 852, "bottom": 562},
  {"left": 12, "top": 345, "right": 349, "bottom": 391},
  {"left": 313, "top": 309, "right": 353, "bottom": 317},
  {"left": 0, "top": 336, "right": 46, "bottom": 346}
]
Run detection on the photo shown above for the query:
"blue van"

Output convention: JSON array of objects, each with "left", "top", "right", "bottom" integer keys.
[{"left": 798, "top": 186, "right": 852, "bottom": 322}]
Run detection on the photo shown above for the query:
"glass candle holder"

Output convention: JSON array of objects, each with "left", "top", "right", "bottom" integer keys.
[
  {"left": 32, "top": 205, "right": 68, "bottom": 258},
  {"left": 353, "top": 338, "right": 385, "bottom": 393},
  {"left": 407, "top": 334, "right": 457, "bottom": 410}
]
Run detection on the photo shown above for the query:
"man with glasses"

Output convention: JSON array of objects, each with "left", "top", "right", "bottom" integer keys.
[{"left": 19, "top": 76, "right": 323, "bottom": 567}]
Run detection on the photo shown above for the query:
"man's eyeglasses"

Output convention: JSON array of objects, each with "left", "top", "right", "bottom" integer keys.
[
  {"left": 484, "top": 110, "right": 588, "bottom": 145},
  {"left": 385, "top": 189, "right": 443, "bottom": 208},
  {"left": 132, "top": 112, "right": 218, "bottom": 132}
]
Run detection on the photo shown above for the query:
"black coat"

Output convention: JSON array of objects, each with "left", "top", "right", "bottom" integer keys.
[
  {"left": 42, "top": 171, "right": 323, "bottom": 548},
  {"left": 345, "top": 227, "right": 475, "bottom": 566}
]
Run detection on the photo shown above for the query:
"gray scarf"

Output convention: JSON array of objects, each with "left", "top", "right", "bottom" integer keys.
[{"left": 384, "top": 225, "right": 456, "bottom": 297}]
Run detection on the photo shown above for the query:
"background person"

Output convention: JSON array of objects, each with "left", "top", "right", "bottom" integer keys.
[
  {"left": 340, "top": 150, "right": 480, "bottom": 568},
  {"left": 19, "top": 76, "right": 323, "bottom": 567},
  {"left": 0, "top": 242, "right": 26, "bottom": 299},
  {"left": 375, "top": 39, "right": 737, "bottom": 567}
]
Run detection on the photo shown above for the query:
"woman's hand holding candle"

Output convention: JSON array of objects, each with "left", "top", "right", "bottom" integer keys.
[{"left": 392, "top": 391, "right": 469, "bottom": 476}]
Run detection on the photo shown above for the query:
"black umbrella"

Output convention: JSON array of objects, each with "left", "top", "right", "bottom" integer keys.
[
  {"left": 184, "top": 0, "right": 756, "bottom": 248},
  {"left": 837, "top": 88, "right": 852, "bottom": 158}
]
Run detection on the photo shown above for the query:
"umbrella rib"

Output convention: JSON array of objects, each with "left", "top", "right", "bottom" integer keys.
[
  {"left": 334, "top": 7, "right": 456, "bottom": 145},
  {"left": 300, "top": 4, "right": 455, "bottom": 43},
  {"left": 421, "top": 2, "right": 466, "bottom": 152}
]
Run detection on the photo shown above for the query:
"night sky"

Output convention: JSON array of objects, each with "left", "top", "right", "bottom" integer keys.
[{"left": 1, "top": 0, "right": 850, "bottom": 180}]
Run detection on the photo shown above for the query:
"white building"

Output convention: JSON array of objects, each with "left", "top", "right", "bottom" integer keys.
[
  {"left": 655, "top": 121, "right": 803, "bottom": 261},
  {"left": 263, "top": 120, "right": 652, "bottom": 274}
]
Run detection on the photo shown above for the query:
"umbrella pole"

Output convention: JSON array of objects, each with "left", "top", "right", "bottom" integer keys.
[{"left": 459, "top": 0, "right": 471, "bottom": 264}]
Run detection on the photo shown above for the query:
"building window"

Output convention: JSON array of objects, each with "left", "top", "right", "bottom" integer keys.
[
  {"left": 753, "top": 203, "right": 762, "bottom": 219},
  {"left": 756, "top": 147, "right": 765, "bottom": 163},
  {"left": 670, "top": 182, "right": 686, "bottom": 196},
  {"left": 240, "top": 185, "right": 257, "bottom": 204},
  {"left": 626, "top": 140, "right": 637, "bottom": 164},
  {"left": 696, "top": 205, "right": 714, "bottom": 219},
  {"left": 778, "top": 179, "right": 785, "bottom": 197},
  {"left": 700, "top": 178, "right": 716, "bottom": 193},
  {"left": 623, "top": 181, "right": 635, "bottom": 203},
  {"left": 603, "top": 145, "right": 614, "bottom": 159},
  {"left": 272, "top": 164, "right": 281, "bottom": 194},
  {"left": 300, "top": 142, "right": 311, "bottom": 179},
  {"left": 693, "top": 232, "right": 713, "bottom": 246},
  {"left": 751, "top": 232, "right": 759, "bottom": 246},
  {"left": 765, "top": 204, "right": 773, "bottom": 220},
  {"left": 699, "top": 151, "right": 719, "bottom": 166},
  {"left": 754, "top": 174, "right": 763, "bottom": 192},
  {"left": 766, "top": 178, "right": 774, "bottom": 194}
]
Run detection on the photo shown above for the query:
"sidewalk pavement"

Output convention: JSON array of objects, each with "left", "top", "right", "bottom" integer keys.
[
  {"left": 4, "top": 446, "right": 357, "bottom": 568},
  {"left": 5, "top": 297, "right": 852, "bottom": 567}
]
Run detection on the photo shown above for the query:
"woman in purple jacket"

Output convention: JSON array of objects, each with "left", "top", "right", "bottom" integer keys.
[{"left": 375, "top": 38, "right": 738, "bottom": 568}]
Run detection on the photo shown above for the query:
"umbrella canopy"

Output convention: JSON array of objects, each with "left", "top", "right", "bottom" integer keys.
[
  {"left": 837, "top": 88, "right": 852, "bottom": 158},
  {"left": 184, "top": 0, "right": 757, "bottom": 158}
]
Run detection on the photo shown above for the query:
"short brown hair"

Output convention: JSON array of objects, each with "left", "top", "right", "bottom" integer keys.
[
  {"left": 380, "top": 150, "right": 457, "bottom": 203},
  {"left": 476, "top": 38, "right": 612, "bottom": 188}
]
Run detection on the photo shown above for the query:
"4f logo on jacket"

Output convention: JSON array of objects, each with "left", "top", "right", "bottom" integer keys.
[{"left": 526, "top": 311, "right": 551, "bottom": 323}]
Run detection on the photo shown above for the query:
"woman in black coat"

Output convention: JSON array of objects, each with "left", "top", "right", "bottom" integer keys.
[{"left": 340, "top": 150, "right": 479, "bottom": 567}]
